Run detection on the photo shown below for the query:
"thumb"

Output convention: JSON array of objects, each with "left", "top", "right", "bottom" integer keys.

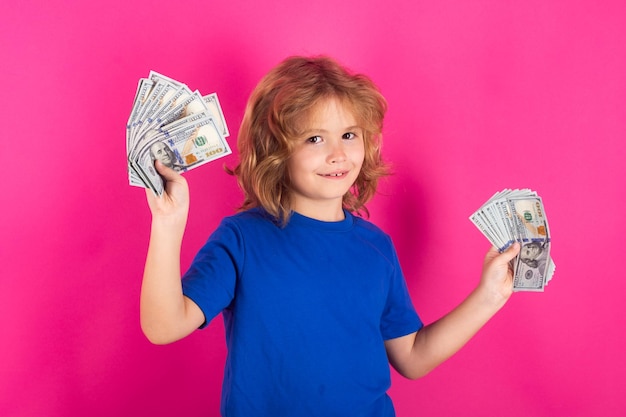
[
  {"left": 499, "top": 242, "right": 521, "bottom": 263},
  {"left": 154, "top": 160, "right": 181, "bottom": 182}
]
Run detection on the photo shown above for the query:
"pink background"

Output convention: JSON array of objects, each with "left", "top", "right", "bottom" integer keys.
[{"left": 2, "top": 0, "right": 625, "bottom": 416}]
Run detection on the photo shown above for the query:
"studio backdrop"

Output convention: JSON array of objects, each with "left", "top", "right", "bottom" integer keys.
[{"left": 1, "top": 0, "right": 625, "bottom": 416}]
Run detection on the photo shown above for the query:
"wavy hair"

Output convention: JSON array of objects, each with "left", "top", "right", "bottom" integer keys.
[{"left": 229, "top": 55, "right": 389, "bottom": 224}]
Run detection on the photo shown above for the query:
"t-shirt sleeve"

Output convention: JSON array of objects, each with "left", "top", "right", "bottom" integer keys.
[
  {"left": 379, "top": 237, "right": 423, "bottom": 340},
  {"left": 181, "top": 218, "right": 243, "bottom": 329}
]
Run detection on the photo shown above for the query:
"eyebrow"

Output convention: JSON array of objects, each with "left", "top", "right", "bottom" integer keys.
[{"left": 301, "top": 125, "right": 362, "bottom": 135}]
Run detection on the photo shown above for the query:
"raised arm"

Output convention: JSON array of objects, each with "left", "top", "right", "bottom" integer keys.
[
  {"left": 140, "top": 161, "right": 204, "bottom": 344},
  {"left": 385, "top": 243, "right": 520, "bottom": 379}
]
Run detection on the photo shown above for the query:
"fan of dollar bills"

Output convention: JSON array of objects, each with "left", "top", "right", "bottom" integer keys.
[
  {"left": 470, "top": 189, "right": 555, "bottom": 292},
  {"left": 126, "top": 71, "right": 232, "bottom": 196}
]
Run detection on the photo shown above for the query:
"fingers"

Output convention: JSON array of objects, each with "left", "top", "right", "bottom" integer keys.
[
  {"left": 144, "top": 161, "right": 189, "bottom": 213},
  {"left": 153, "top": 160, "right": 181, "bottom": 183},
  {"left": 484, "top": 242, "right": 520, "bottom": 268},
  {"left": 480, "top": 243, "right": 520, "bottom": 302},
  {"left": 498, "top": 242, "right": 520, "bottom": 263},
  {"left": 154, "top": 160, "right": 189, "bottom": 199}
]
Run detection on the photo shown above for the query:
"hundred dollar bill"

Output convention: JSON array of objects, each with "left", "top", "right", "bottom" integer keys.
[
  {"left": 133, "top": 83, "right": 185, "bottom": 142},
  {"left": 127, "top": 78, "right": 154, "bottom": 186},
  {"left": 131, "top": 80, "right": 168, "bottom": 143},
  {"left": 126, "top": 72, "right": 232, "bottom": 195},
  {"left": 131, "top": 89, "right": 204, "bottom": 156},
  {"left": 148, "top": 70, "right": 186, "bottom": 89},
  {"left": 507, "top": 196, "right": 551, "bottom": 291},
  {"left": 203, "top": 93, "right": 229, "bottom": 138},
  {"left": 131, "top": 113, "right": 231, "bottom": 195},
  {"left": 470, "top": 189, "right": 556, "bottom": 292}
]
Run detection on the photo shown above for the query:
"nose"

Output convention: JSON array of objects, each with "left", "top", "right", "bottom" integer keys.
[{"left": 327, "top": 141, "right": 347, "bottom": 164}]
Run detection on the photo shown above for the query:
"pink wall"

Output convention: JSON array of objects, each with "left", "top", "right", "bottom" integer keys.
[{"left": 2, "top": 0, "right": 625, "bottom": 416}]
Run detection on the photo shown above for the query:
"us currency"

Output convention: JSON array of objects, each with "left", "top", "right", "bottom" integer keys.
[
  {"left": 470, "top": 189, "right": 556, "bottom": 292},
  {"left": 203, "top": 93, "right": 229, "bottom": 138},
  {"left": 126, "top": 71, "right": 231, "bottom": 195}
]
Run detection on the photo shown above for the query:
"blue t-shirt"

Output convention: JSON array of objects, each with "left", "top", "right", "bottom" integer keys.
[{"left": 182, "top": 208, "right": 423, "bottom": 416}]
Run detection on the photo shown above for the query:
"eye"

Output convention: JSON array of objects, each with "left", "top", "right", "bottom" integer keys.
[
  {"left": 342, "top": 132, "right": 356, "bottom": 140},
  {"left": 306, "top": 135, "right": 323, "bottom": 144}
]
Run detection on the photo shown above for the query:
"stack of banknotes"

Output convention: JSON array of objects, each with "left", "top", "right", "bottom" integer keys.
[
  {"left": 470, "top": 189, "right": 555, "bottom": 291},
  {"left": 126, "top": 71, "right": 231, "bottom": 196}
]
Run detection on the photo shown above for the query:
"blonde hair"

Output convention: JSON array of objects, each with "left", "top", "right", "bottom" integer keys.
[{"left": 229, "top": 55, "right": 389, "bottom": 223}]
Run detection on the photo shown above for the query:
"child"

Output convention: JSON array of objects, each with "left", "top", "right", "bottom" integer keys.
[{"left": 140, "top": 55, "right": 520, "bottom": 417}]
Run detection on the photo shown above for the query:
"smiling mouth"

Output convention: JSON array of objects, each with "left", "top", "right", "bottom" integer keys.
[{"left": 321, "top": 172, "right": 348, "bottom": 177}]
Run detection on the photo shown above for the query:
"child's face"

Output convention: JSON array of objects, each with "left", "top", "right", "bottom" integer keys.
[{"left": 286, "top": 98, "right": 365, "bottom": 220}]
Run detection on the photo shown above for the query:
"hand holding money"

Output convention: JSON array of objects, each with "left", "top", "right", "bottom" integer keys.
[
  {"left": 145, "top": 160, "right": 190, "bottom": 223},
  {"left": 470, "top": 189, "right": 556, "bottom": 292},
  {"left": 126, "top": 71, "right": 232, "bottom": 196}
]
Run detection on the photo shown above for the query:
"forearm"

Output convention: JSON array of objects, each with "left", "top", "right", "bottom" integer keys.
[
  {"left": 409, "top": 285, "right": 506, "bottom": 377},
  {"left": 386, "top": 245, "right": 519, "bottom": 379},
  {"left": 140, "top": 219, "right": 193, "bottom": 344}
]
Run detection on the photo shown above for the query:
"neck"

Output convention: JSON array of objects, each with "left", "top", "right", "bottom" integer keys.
[{"left": 292, "top": 201, "right": 346, "bottom": 222}]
